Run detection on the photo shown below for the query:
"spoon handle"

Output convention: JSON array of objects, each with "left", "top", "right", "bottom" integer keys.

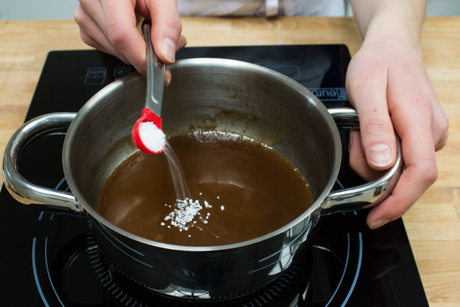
[{"left": 143, "top": 24, "right": 165, "bottom": 116}]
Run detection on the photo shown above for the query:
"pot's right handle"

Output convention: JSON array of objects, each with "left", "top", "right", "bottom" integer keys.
[
  {"left": 322, "top": 108, "right": 404, "bottom": 214},
  {"left": 2, "top": 113, "right": 84, "bottom": 215}
]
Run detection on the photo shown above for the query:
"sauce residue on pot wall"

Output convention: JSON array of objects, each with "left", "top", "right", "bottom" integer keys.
[{"left": 95, "top": 132, "right": 313, "bottom": 246}]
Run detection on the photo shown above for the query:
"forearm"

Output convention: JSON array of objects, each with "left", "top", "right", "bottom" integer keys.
[
  {"left": 350, "top": 0, "right": 427, "bottom": 49},
  {"left": 345, "top": 0, "right": 449, "bottom": 229}
]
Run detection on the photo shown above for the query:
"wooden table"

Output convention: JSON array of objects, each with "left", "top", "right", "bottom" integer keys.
[{"left": 1, "top": 17, "right": 459, "bottom": 306}]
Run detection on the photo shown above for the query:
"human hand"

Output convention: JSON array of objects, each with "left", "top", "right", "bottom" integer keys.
[
  {"left": 74, "top": 0, "right": 187, "bottom": 84},
  {"left": 346, "top": 38, "right": 448, "bottom": 229}
]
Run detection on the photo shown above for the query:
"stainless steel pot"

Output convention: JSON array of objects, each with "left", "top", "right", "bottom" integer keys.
[{"left": 3, "top": 58, "right": 403, "bottom": 299}]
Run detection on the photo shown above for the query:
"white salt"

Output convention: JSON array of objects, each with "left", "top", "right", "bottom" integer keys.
[
  {"left": 163, "top": 198, "right": 215, "bottom": 231},
  {"left": 164, "top": 198, "right": 203, "bottom": 231},
  {"left": 139, "top": 121, "right": 166, "bottom": 152}
]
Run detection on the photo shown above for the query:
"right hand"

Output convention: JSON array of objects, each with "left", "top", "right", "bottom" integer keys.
[
  {"left": 74, "top": 0, "right": 187, "bottom": 84},
  {"left": 346, "top": 37, "right": 449, "bottom": 229}
]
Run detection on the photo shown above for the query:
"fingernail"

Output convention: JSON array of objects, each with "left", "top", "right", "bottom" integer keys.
[
  {"left": 369, "top": 144, "right": 392, "bottom": 167},
  {"left": 162, "top": 38, "right": 176, "bottom": 63},
  {"left": 165, "top": 77, "right": 171, "bottom": 86},
  {"left": 371, "top": 218, "right": 390, "bottom": 230}
]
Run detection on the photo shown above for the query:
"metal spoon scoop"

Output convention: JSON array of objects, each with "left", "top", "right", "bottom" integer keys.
[{"left": 132, "top": 24, "right": 166, "bottom": 154}]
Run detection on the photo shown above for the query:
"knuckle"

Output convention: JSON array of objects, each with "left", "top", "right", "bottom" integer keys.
[
  {"left": 74, "top": 6, "right": 84, "bottom": 24},
  {"left": 438, "top": 116, "right": 449, "bottom": 136},
  {"left": 436, "top": 121, "right": 449, "bottom": 151},
  {"left": 436, "top": 129, "right": 449, "bottom": 151},
  {"left": 362, "top": 117, "right": 391, "bottom": 135},
  {"left": 432, "top": 105, "right": 449, "bottom": 151},
  {"left": 107, "top": 23, "right": 129, "bottom": 46},
  {"left": 420, "top": 158, "right": 438, "bottom": 188},
  {"left": 166, "top": 15, "right": 182, "bottom": 32},
  {"left": 158, "top": 15, "right": 183, "bottom": 38}
]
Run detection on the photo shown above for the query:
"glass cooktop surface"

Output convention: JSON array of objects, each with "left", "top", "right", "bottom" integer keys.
[{"left": 0, "top": 46, "right": 428, "bottom": 306}]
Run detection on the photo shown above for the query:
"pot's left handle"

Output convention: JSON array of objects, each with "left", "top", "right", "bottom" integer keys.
[
  {"left": 2, "top": 113, "right": 84, "bottom": 215},
  {"left": 322, "top": 108, "right": 404, "bottom": 214}
]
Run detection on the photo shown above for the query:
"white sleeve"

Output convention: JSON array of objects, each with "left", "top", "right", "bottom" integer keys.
[
  {"left": 177, "top": 0, "right": 345, "bottom": 17},
  {"left": 283, "top": 0, "right": 345, "bottom": 17}
]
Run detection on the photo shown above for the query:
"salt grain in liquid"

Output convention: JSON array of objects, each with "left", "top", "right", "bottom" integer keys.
[{"left": 138, "top": 125, "right": 219, "bottom": 239}]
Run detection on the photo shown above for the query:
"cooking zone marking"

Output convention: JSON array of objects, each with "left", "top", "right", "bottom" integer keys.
[
  {"left": 30, "top": 179, "right": 362, "bottom": 305},
  {"left": 92, "top": 222, "right": 152, "bottom": 268}
]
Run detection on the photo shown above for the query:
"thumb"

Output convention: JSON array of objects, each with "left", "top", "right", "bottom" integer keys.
[
  {"left": 142, "top": 1, "right": 183, "bottom": 65},
  {"left": 347, "top": 70, "right": 397, "bottom": 174}
]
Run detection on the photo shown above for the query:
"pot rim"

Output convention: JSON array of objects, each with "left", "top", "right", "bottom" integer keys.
[{"left": 63, "top": 58, "right": 342, "bottom": 252}]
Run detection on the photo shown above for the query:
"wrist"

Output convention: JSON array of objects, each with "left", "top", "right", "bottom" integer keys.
[
  {"left": 361, "top": 12, "right": 424, "bottom": 58},
  {"left": 351, "top": 0, "right": 426, "bottom": 57}
]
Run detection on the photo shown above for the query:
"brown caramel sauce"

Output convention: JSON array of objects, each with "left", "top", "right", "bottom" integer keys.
[{"left": 96, "top": 132, "right": 313, "bottom": 246}]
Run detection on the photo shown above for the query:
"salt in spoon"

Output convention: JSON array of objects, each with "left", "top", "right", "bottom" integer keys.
[{"left": 132, "top": 24, "right": 166, "bottom": 154}]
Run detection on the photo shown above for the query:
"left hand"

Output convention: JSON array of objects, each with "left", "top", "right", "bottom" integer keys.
[
  {"left": 346, "top": 37, "right": 449, "bottom": 229},
  {"left": 74, "top": 0, "right": 187, "bottom": 83}
]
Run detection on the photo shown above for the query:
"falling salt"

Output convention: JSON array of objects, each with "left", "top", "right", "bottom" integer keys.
[
  {"left": 221, "top": 205, "right": 225, "bottom": 211},
  {"left": 139, "top": 121, "right": 166, "bottom": 152},
  {"left": 163, "top": 142, "right": 190, "bottom": 200}
]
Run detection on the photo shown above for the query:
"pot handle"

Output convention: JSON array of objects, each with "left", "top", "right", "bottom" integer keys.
[
  {"left": 2, "top": 113, "right": 83, "bottom": 215},
  {"left": 322, "top": 108, "right": 404, "bottom": 214}
]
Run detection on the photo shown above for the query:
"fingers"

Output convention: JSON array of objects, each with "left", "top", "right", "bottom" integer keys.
[
  {"left": 177, "top": 35, "right": 188, "bottom": 51},
  {"left": 75, "top": 0, "right": 185, "bottom": 79},
  {"left": 365, "top": 69, "right": 440, "bottom": 229},
  {"left": 75, "top": 0, "right": 142, "bottom": 67},
  {"left": 157, "top": 33, "right": 187, "bottom": 85},
  {"left": 369, "top": 75, "right": 443, "bottom": 229},
  {"left": 99, "top": 0, "right": 147, "bottom": 74},
  {"left": 75, "top": 4, "right": 130, "bottom": 64},
  {"left": 345, "top": 43, "right": 449, "bottom": 230},
  {"left": 348, "top": 130, "right": 382, "bottom": 182},
  {"left": 347, "top": 65, "right": 397, "bottom": 172},
  {"left": 137, "top": 0, "right": 183, "bottom": 65},
  {"left": 431, "top": 97, "right": 449, "bottom": 151},
  {"left": 164, "top": 34, "right": 187, "bottom": 85},
  {"left": 367, "top": 132, "right": 438, "bottom": 230}
]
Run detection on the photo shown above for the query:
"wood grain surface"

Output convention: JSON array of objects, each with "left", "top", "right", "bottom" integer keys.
[{"left": 0, "top": 17, "right": 459, "bottom": 306}]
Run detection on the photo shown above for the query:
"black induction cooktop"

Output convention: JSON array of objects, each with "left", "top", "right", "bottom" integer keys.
[{"left": 0, "top": 46, "right": 429, "bottom": 306}]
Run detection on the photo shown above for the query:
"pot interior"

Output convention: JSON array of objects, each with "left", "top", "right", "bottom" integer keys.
[{"left": 65, "top": 58, "right": 340, "bottom": 225}]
